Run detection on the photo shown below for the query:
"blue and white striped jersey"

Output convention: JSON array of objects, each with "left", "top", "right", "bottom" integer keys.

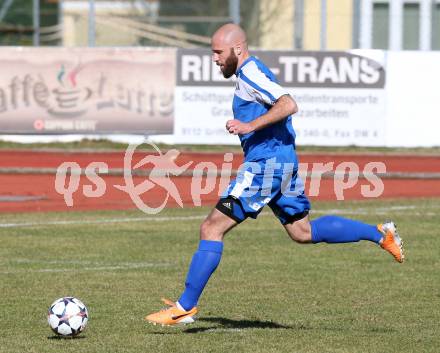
[{"left": 233, "top": 56, "right": 297, "bottom": 165}]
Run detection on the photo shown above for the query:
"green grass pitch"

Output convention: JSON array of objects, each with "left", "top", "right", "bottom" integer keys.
[{"left": 0, "top": 198, "right": 439, "bottom": 353}]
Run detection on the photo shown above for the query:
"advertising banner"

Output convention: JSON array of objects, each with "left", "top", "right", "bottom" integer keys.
[
  {"left": 174, "top": 49, "right": 387, "bottom": 146},
  {"left": 0, "top": 47, "right": 175, "bottom": 134}
]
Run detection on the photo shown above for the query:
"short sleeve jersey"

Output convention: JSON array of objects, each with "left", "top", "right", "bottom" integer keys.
[{"left": 233, "top": 56, "right": 297, "bottom": 165}]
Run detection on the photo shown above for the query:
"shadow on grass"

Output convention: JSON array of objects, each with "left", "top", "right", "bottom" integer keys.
[
  {"left": 183, "top": 317, "right": 295, "bottom": 334},
  {"left": 148, "top": 317, "right": 316, "bottom": 335},
  {"left": 149, "top": 318, "right": 396, "bottom": 335},
  {"left": 47, "top": 335, "right": 87, "bottom": 340}
]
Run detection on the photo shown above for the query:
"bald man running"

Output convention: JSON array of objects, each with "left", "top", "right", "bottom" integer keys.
[{"left": 145, "top": 24, "right": 404, "bottom": 326}]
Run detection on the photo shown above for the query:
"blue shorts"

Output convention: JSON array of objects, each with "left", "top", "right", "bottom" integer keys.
[{"left": 216, "top": 165, "right": 311, "bottom": 225}]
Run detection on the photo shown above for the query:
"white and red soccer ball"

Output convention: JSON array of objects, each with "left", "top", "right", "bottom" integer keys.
[{"left": 47, "top": 297, "right": 88, "bottom": 336}]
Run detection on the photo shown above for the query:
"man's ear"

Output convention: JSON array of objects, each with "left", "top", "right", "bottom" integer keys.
[{"left": 234, "top": 45, "right": 242, "bottom": 56}]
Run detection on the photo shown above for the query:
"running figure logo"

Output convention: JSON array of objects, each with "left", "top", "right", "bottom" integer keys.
[{"left": 115, "top": 142, "right": 193, "bottom": 214}]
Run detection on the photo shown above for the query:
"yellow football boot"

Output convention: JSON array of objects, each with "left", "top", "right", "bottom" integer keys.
[
  {"left": 378, "top": 221, "right": 404, "bottom": 263},
  {"left": 145, "top": 298, "right": 197, "bottom": 326}
]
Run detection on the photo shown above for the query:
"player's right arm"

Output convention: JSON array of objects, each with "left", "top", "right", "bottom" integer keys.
[
  {"left": 226, "top": 94, "right": 297, "bottom": 135},
  {"left": 226, "top": 61, "right": 298, "bottom": 135}
]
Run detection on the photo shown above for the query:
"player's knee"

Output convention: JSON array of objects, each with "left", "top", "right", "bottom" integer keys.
[
  {"left": 284, "top": 216, "right": 312, "bottom": 244},
  {"left": 199, "top": 219, "right": 210, "bottom": 238},
  {"left": 200, "top": 218, "right": 223, "bottom": 241},
  {"left": 288, "top": 228, "right": 312, "bottom": 244}
]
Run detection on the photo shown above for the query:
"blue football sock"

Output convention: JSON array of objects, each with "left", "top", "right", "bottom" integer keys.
[
  {"left": 178, "top": 240, "right": 223, "bottom": 311},
  {"left": 311, "top": 215, "right": 383, "bottom": 244}
]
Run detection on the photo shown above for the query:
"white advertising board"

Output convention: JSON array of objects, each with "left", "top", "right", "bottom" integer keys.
[{"left": 174, "top": 49, "right": 387, "bottom": 146}]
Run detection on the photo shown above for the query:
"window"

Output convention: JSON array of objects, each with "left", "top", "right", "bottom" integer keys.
[
  {"left": 403, "top": 3, "right": 420, "bottom": 49},
  {"left": 372, "top": 2, "right": 389, "bottom": 49},
  {"left": 433, "top": 3, "right": 440, "bottom": 50}
]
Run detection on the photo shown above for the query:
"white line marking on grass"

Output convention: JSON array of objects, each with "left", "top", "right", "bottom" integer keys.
[
  {"left": 12, "top": 258, "right": 168, "bottom": 266},
  {"left": 316, "top": 210, "right": 437, "bottom": 217},
  {"left": 0, "top": 204, "right": 435, "bottom": 229},
  {"left": 312, "top": 205, "right": 418, "bottom": 215},
  {"left": 202, "top": 328, "right": 244, "bottom": 333},
  {"left": 0, "top": 215, "right": 206, "bottom": 229},
  {"left": 0, "top": 262, "right": 171, "bottom": 275}
]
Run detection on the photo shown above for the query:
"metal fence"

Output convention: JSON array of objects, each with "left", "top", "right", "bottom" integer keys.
[{"left": 0, "top": 0, "right": 439, "bottom": 50}]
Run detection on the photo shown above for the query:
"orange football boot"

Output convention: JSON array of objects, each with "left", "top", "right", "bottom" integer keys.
[
  {"left": 377, "top": 221, "right": 404, "bottom": 263},
  {"left": 145, "top": 298, "right": 197, "bottom": 326}
]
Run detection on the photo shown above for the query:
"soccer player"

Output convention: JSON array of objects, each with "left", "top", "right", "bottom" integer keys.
[{"left": 145, "top": 23, "right": 404, "bottom": 326}]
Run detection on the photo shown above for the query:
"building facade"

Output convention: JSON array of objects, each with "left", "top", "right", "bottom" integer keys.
[{"left": 58, "top": 0, "right": 440, "bottom": 50}]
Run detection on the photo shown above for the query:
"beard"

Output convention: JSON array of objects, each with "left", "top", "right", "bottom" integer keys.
[{"left": 221, "top": 49, "right": 238, "bottom": 78}]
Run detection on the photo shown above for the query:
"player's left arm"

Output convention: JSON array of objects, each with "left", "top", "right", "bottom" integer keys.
[{"left": 226, "top": 94, "right": 297, "bottom": 135}]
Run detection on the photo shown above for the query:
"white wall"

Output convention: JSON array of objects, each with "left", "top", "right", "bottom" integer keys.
[{"left": 385, "top": 51, "right": 440, "bottom": 147}]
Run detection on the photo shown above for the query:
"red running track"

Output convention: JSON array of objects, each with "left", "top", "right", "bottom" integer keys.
[
  {"left": 0, "top": 150, "right": 439, "bottom": 213},
  {"left": 2, "top": 150, "right": 440, "bottom": 172}
]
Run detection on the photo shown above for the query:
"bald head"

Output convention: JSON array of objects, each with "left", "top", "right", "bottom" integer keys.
[
  {"left": 211, "top": 24, "right": 249, "bottom": 78},
  {"left": 211, "top": 23, "right": 247, "bottom": 47}
]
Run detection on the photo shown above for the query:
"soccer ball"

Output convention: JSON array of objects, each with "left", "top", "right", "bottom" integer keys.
[{"left": 47, "top": 297, "right": 88, "bottom": 336}]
